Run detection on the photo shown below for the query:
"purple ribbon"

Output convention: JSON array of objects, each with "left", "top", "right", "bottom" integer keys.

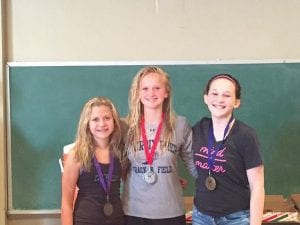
[
  {"left": 207, "top": 116, "right": 234, "bottom": 171},
  {"left": 93, "top": 153, "right": 114, "bottom": 195}
]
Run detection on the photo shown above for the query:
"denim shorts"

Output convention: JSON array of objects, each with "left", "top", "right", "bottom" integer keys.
[{"left": 192, "top": 206, "right": 250, "bottom": 225}]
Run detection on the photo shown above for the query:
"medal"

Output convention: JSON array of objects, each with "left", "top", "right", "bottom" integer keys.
[
  {"left": 143, "top": 166, "right": 157, "bottom": 184},
  {"left": 93, "top": 153, "right": 114, "bottom": 216},
  {"left": 104, "top": 202, "right": 113, "bottom": 216},
  {"left": 205, "top": 175, "right": 216, "bottom": 191},
  {"left": 103, "top": 196, "right": 113, "bottom": 216},
  {"left": 206, "top": 116, "right": 234, "bottom": 191},
  {"left": 140, "top": 114, "right": 164, "bottom": 184}
]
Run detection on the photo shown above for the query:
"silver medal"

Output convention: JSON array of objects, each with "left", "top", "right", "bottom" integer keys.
[{"left": 143, "top": 166, "right": 157, "bottom": 184}]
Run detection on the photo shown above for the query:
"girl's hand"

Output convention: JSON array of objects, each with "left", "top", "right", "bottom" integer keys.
[{"left": 179, "top": 177, "right": 188, "bottom": 188}]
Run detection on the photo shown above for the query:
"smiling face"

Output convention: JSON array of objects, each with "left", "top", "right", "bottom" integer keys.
[
  {"left": 139, "top": 72, "right": 169, "bottom": 112},
  {"left": 204, "top": 77, "right": 240, "bottom": 120},
  {"left": 88, "top": 105, "right": 114, "bottom": 144}
]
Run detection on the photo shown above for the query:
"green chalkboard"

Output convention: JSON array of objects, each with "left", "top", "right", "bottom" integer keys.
[{"left": 7, "top": 62, "right": 300, "bottom": 211}]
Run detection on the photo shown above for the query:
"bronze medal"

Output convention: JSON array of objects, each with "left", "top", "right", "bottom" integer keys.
[
  {"left": 205, "top": 175, "right": 216, "bottom": 191},
  {"left": 205, "top": 117, "right": 234, "bottom": 191},
  {"left": 103, "top": 201, "right": 113, "bottom": 216},
  {"left": 93, "top": 154, "right": 115, "bottom": 216}
]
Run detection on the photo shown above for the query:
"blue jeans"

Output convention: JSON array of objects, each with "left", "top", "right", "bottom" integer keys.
[{"left": 192, "top": 206, "right": 250, "bottom": 225}]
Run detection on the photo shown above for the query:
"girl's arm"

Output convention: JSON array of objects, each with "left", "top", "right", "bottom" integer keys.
[
  {"left": 178, "top": 117, "right": 198, "bottom": 178},
  {"left": 247, "top": 165, "right": 265, "bottom": 225},
  {"left": 61, "top": 151, "right": 80, "bottom": 225}
]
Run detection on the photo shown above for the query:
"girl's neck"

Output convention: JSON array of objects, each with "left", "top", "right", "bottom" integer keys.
[
  {"left": 211, "top": 115, "right": 234, "bottom": 141},
  {"left": 143, "top": 109, "right": 163, "bottom": 124},
  {"left": 94, "top": 139, "right": 110, "bottom": 151},
  {"left": 94, "top": 145, "right": 110, "bottom": 164}
]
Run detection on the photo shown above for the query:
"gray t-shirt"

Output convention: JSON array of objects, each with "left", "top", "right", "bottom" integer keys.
[{"left": 122, "top": 116, "right": 196, "bottom": 219}]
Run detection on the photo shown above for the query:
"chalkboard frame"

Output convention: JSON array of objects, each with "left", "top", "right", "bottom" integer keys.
[{"left": 6, "top": 60, "right": 300, "bottom": 213}]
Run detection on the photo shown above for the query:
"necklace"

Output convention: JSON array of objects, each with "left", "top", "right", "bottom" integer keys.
[
  {"left": 205, "top": 116, "right": 234, "bottom": 191},
  {"left": 140, "top": 113, "right": 164, "bottom": 184}
]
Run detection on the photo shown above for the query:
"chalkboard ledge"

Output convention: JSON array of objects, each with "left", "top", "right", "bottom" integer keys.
[{"left": 7, "top": 209, "right": 60, "bottom": 215}]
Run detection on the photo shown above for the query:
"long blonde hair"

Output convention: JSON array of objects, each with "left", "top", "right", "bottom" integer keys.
[
  {"left": 127, "top": 66, "right": 176, "bottom": 152},
  {"left": 72, "top": 96, "right": 122, "bottom": 171}
]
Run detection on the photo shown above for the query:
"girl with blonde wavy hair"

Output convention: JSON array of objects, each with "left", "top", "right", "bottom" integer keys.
[
  {"left": 62, "top": 96, "right": 124, "bottom": 225},
  {"left": 127, "top": 66, "right": 176, "bottom": 152},
  {"left": 122, "top": 66, "right": 197, "bottom": 225}
]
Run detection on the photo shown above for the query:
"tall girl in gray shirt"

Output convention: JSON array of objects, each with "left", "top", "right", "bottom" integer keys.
[{"left": 122, "top": 66, "right": 197, "bottom": 225}]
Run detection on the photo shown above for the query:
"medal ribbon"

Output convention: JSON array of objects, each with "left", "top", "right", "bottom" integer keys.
[
  {"left": 140, "top": 113, "right": 164, "bottom": 165},
  {"left": 207, "top": 116, "right": 234, "bottom": 171},
  {"left": 93, "top": 152, "right": 114, "bottom": 196}
]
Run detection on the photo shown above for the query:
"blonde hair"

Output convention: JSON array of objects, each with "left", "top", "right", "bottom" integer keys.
[
  {"left": 72, "top": 96, "right": 122, "bottom": 171},
  {"left": 127, "top": 66, "right": 176, "bottom": 152}
]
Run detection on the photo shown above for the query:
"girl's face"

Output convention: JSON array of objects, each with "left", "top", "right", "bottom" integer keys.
[
  {"left": 139, "top": 72, "right": 168, "bottom": 111},
  {"left": 204, "top": 78, "right": 240, "bottom": 119},
  {"left": 89, "top": 105, "right": 114, "bottom": 144}
]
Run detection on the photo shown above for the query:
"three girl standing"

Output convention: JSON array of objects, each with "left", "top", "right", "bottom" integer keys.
[{"left": 61, "top": 68, "right": 265, "bottom": 225}]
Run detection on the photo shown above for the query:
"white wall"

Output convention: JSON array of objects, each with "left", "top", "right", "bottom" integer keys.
[
  {"left": 2, "top": 0, "right": 300, "bottom": 224},
  {"left": 1, "top": 0, "right": 7, "bottom": 224},
  {"left": 6, "top": 0, "right": 300, "bottom": 61}
]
